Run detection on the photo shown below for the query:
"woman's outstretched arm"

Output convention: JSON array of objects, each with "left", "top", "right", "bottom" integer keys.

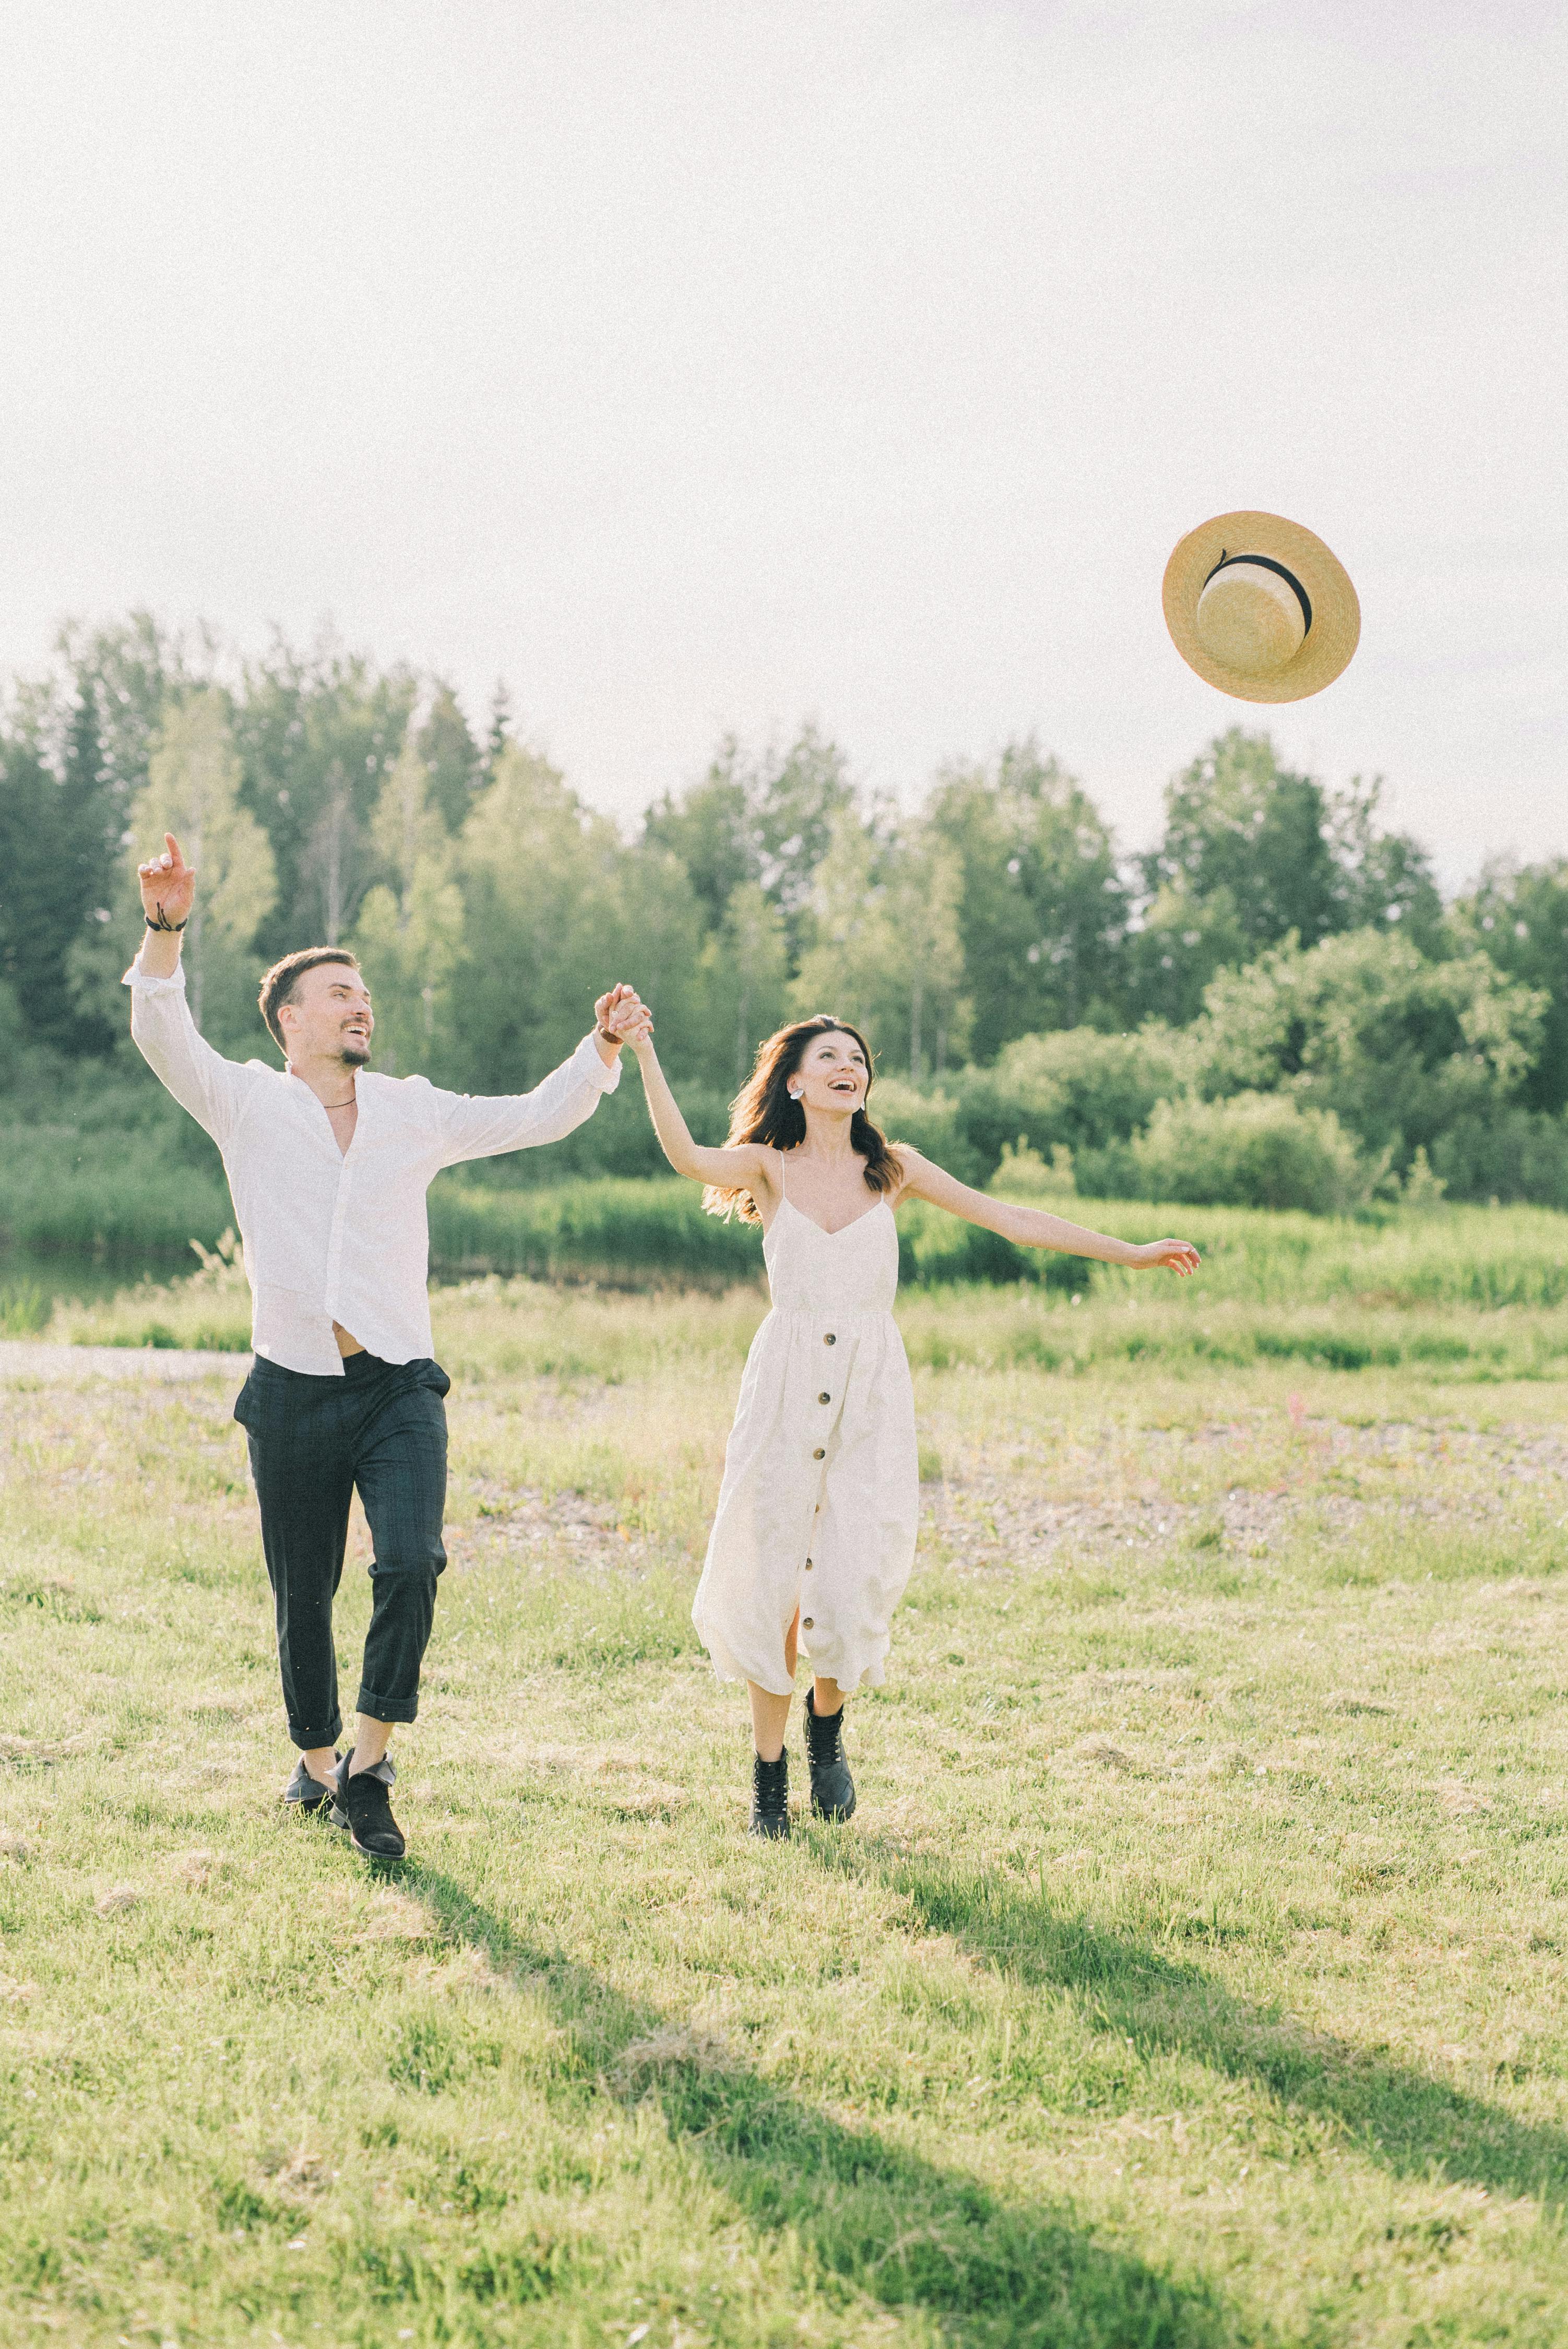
[
  {"left": 633, "top": 1032, "right": 776, "bottom": 1197},
  {"left": 893, "top": 1147, "right": 1201, "bottom": 1275}
]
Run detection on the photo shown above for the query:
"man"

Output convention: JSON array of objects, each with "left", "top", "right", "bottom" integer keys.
[{"left": 128, "top": 830, "right": 645, "bottom": 1860}]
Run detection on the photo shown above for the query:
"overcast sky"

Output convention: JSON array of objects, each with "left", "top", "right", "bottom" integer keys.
[{"left": 1, "top": 2, "right": 1562, "bottom": 882}]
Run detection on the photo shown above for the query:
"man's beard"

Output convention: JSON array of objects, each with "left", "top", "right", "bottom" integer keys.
[{"left": 340, "top": 1038, "right": 372, "bottom": 1067}]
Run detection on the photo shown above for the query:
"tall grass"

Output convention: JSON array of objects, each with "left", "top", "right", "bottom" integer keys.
[
  {"left": 428, "top": 1174, "right": 762, "bottom": 1285},
  {"left": 0, "top": 1282, "right": 50, "bottom": 1335},
  {"left": 913, "top": 1191, "right": 1568, "bottom": 1309},
  {"left": 9, "top": 1111, "right": 1568, "bottom": 1314},
  {"left": 263, "top": 1173, "right": 1568, "bottom": 1309},
  {"left": 0, "top": 1124, "right": 231, "bottom": 1261}
]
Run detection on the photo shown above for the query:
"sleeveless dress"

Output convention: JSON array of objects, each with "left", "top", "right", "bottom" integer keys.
[{"left": 692, "top": 1153, "right": 921, "bottom": 1696}]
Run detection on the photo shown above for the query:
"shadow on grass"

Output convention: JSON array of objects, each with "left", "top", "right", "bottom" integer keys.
[
  {"left": 827, "top": 1842, "right": 1568, "bottom": 2208},
  {"left": 407, "top": 1865, "right": 1256, "bottom": 2349}
]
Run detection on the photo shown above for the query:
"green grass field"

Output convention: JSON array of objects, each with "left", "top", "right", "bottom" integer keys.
[{"left": 5, "top": 1262, "right": 1568, "bottom": 2344}]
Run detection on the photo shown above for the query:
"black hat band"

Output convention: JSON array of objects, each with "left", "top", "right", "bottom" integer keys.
[{"left": 1202, "top": 550, "right": 1312, "bottom": 637}]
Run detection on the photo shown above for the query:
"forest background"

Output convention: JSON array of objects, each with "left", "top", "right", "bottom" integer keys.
[{"left": 4, "top": 612, "right": 1567, "bottom": 1245}]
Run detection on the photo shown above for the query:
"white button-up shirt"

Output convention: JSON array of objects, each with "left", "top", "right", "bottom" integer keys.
[{"left": 125, "top": 963, "right": 620, "bottom": 1376}]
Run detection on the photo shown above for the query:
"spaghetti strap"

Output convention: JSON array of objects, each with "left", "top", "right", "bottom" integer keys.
[{"left": 776, "top": 1147, "right": 787, "bottom": 1201}]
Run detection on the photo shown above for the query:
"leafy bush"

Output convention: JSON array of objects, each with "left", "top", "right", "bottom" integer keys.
[
  {"left": 1190, "top": 928, "right": 1546, "bottom": 1168},
  {"left": 949, "top": 1025, "right": 1188, "bottom": 1179},
  {"left": 1130, "top": 1091, "right": 1373, "bottom": 1214},
  {"left": 988, "top": 1140, "right": 1078, "bottom": 1197},
  {"left": 1430, "top": 1109, "right": 1568, "bottom": 1210},
  {"left": 864, "top": 1079, "right": 985, "bottom": 1185}
]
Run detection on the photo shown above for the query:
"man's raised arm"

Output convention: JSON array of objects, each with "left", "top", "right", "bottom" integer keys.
[
  {"left": 124, "top": 832, "right": 255, "bottom": 1147},
  {"left": 432, "top": 986, "right": 649, "bottom": 1166}
]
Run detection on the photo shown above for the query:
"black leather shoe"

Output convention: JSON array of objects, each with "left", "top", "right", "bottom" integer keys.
[
  {"left": 282, "top": 1753, "right": 341, "bottom": 1816},
  {"left": 331, "top": 1758, "right": 407, "bottom": 1860},
  {"left": 804, "top": 1689, "right": 856, "bottom": 1822},
  {"left": 749, "top": 1748, "right": 791, "bottom": 1838}
]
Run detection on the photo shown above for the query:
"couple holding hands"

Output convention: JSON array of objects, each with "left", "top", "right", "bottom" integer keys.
[{"left": 131, "top": 833, "right": 1199, "bottom": 1857}]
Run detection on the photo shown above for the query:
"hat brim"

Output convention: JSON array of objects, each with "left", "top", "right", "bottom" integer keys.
[{"left": 1162, "top": 510, "right": 1360, "bottom": 703}]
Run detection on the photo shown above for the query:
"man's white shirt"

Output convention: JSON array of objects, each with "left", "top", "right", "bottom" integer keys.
[{"left": 124, "top": 958, "right": 620, "bottom": 1375}]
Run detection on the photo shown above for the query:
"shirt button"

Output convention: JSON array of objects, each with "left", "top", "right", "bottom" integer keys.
[
  {"left": 813, "top": 1448, "right": 825, "bottom": 1460},
  {"left": 817, "top": 1391, "right": 830, "bottom": 1404},
  {"left": 802, "top": 1617, "right": 814, "bottom": 1629},
  {"left": 823, "top": 1333, "right": 836, "bottom": 1345},
  {"left": 805, "top": 1557, "right": 814, "bottom": 1570}
]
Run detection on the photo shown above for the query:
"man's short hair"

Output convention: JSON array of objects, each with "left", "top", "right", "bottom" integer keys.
[{"left": 258, "top": 948, "right": 362, "bottom": 1054}]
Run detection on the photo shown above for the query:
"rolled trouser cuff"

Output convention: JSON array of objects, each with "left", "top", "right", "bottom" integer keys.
[
  {"left": 355, "top": 1684, "right": 420, "bottom": 1726},
  {"left": 288, "top": 1710, "right": 345, "bottom": 1749}
]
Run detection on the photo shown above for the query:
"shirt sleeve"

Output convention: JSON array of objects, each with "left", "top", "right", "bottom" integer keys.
[
  {"left": 430, "top": 1032, "right": 622, "bottom": 1167},
  {"left": 122, "top": 959, "right": 257, "bottom": 1149}
]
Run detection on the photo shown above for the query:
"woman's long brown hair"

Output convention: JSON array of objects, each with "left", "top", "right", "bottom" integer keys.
[{"left": 704, "top": 1014, "right": 900, "bottom": 1223}]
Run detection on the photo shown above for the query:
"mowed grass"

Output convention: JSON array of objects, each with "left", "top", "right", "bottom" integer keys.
[{"left": 5, "top": 1282, "right": 1568, "bottom": 2342}]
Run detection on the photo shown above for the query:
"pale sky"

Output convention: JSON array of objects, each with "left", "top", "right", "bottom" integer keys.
[{"left": 1, "top": 2, "right": 1562, "bottom": 884}]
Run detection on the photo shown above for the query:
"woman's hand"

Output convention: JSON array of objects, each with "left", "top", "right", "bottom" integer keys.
[{"left": 1130, "top": 1238, "right": 1202, "bottom": 1276}]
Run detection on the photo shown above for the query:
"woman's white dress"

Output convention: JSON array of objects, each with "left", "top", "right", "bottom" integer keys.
[{"left": 692, "top": 1157, "right": 920, "bottom": 1696}]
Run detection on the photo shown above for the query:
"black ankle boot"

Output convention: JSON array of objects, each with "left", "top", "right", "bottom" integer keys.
[
  {"left": 804, "top": 1689, "right": 856, "bottom": 1822},
  {"left": 750, "top": 1748, "right": 791, "bottom": 1838}
]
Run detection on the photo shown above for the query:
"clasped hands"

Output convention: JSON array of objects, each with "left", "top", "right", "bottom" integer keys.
[{"left": 593, "top": 985, "right": 654, "bottom": 1052}]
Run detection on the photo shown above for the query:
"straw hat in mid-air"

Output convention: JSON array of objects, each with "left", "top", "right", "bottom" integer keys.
[{"left": 1162, "top": 510, "right": 1360, "bottom": 702}]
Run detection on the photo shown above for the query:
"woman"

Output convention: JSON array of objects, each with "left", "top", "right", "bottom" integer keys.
[{"left": 631, "top": 1011, "right": 1200, "bottom": 1837}]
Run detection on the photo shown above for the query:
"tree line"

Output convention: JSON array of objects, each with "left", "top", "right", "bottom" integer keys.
[{"left": 2, "top": 614, "right": 1566, "bottom": 1209}]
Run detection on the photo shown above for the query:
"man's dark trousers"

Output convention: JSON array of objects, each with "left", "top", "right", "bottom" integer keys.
[{"left": 235, "top": 1351, "right": 450, "bottom": 1750}]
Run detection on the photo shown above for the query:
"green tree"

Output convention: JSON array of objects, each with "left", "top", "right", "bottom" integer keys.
[
  {"left": 926, "top": 741, "right": 1126, "bottom": 1060},
  {"left": 124, "top": 692, "right": 278, "bottom": 1042},
  {"left": 790, "top": 813, "right": 972, "bottom": 1078},
  {"left": 790, "top": 804, "right": 890, "bottom": 1031},
  {"left": 452, "top": 744, "right": 715, "bottom": 1095},
  {"left": 645, "top": 724, "right": 855, "bottom": 955},
  {"left": 371, "top": 734, "right": 447, "bottom": 887},
  {"left": 2, "top": 617, "right": 193, "bottom": 1060},
  {"left": 1191, "top": 928, "right": 1545, "bottom": 1170},
  {"left": 1142, "top": 728, "right": 1338, "bottom": 953},
  {"left": 1131, "top": 733, "right": 1444, "bottom": 1022},
  {"left": 0, "top": 681, "right": 123, "bottom": 1055},
  {"left": 643, "top": 753, "right": 758, "bottom": 931},
  {"left": 230, "top": 635, "right": 417, "bottom": 957},
  {"left": 896, "top": 831, "right": 971, "bottom": 1079},
  {"left": 484, "top": 681, "right": 513, "bottom": 779},
  {"left": 350, "top": 739, "right": 465, "bottom": 1076},
  {"left": 1325, "top": 776, "right": 1444, "bottom": 951},
  {"left": 614, "top": 845, "right": 724, "bottom": 1083},
  {"left": 58, "top": 611, "right": 192, "bottom": 845},
  {"left": 1454, "top": 859, "right": 1568, "bottom": 1115},
  {"left": 754, "top": 724, "right": 856, "bottom": 938},
  {"left": 1125, "top": 877, "right": 1249, "bottom": 1027},
  {"left": 704, "top": 882, "right": 790, "bottom": 1089},
  {"left": 417, "top": 683, "right": 484, "bottom": 834}
]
